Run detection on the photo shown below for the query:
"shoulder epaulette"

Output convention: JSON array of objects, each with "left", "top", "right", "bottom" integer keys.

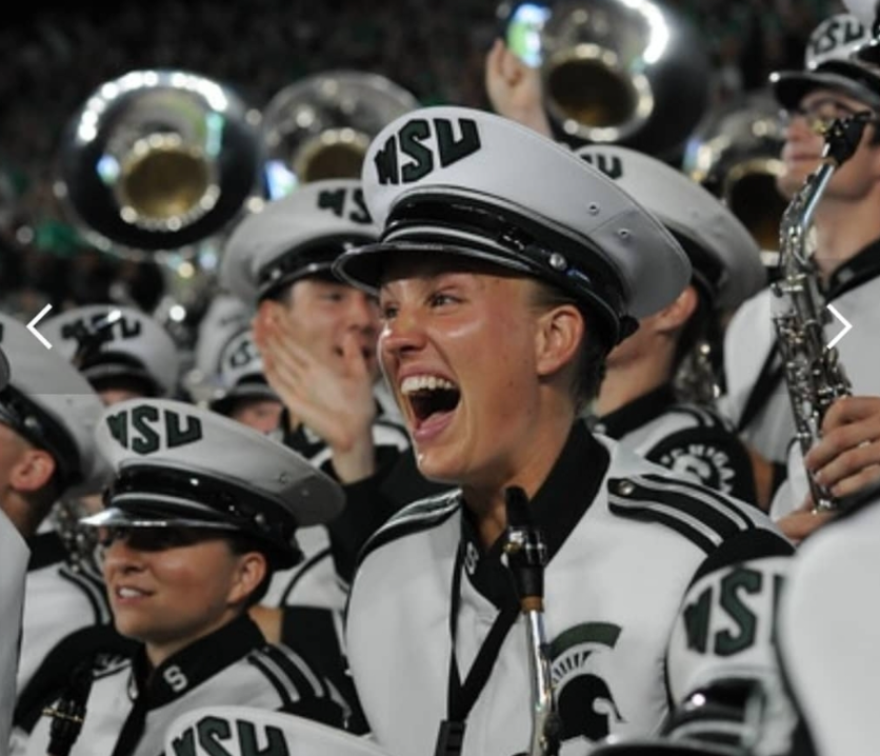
[
  {"left": 248, "top": 644, "right": 329, "bottom": 707},
  {"left": 607, "top": 472, "right": 765, "bottom": 555},
  {"left": 357, "top": 490, "right": 461, "bottom": 567}
]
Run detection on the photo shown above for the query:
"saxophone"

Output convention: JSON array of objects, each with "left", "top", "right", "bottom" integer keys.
[
  {"left": 503, "top": 487, "right": 562, "bottom": 756},
  {"left": 771, "top": 113, "right": 872, "bottom": 511}
]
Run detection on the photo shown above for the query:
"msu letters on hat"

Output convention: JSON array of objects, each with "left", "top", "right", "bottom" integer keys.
[
  {"left": 220, "top": 178, "right": 381, "bottom": 306},
  {"left": 83, "top": 398, "right": 344, "bottom": 567},
  {"left": 40, "top": 305, "right": 181, "bottom": 397},
  {"left": 575, "top": 145, "right": 766, "bottom": 312},
  {"left": 0, "top": 313, "right": 104, "bottom": 493},
  {"left": 770, "top": 13, "right": 880, "bottom": 110},
  {"left": 209, "top": 328, "right": 278, "bottom": 415},
  {"left": 332, "top": 105, "right": 691, "bottom": 346}
]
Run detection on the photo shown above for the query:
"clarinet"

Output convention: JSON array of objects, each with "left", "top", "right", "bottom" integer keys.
[
  {"left": 771, "top": 113, "right": 872, "bottom": 511},
  {"left": 503, "top": 487, "right": 562, "bottom": 756},
  {"left": 43, "top": 660, "right": 94, "bottom": 756}
]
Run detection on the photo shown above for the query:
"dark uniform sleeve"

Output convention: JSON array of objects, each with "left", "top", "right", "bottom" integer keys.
[
  {"left": 643, "top": 426, "right": 761, "bottom": 508},
  {"left": 279, "top": 607, "right": 369, "bottom": 734},
  {"left": 323, "top": 446, "right": 452, "bottom": 585}
]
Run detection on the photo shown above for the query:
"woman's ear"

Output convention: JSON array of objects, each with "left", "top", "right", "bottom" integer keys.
[
  {"left": 228, "top": 551, "right": 268, "bottom": 607},
  {"left": 535, "top": 303, "right": 585, "bottom": 378}
]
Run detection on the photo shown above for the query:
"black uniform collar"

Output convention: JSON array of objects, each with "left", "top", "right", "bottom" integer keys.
[
  {"left": 27, "top": 531, "right": 69, "bottom": 572},
  {"left": 591, "top": 384, "right": 678, "bottom": 440},
  {"left": 128, "top": 613, "right": 265, "bottom": 709},
  {"left": 826, "top": 235, "right": 880, "bottom": 302},
  {"left": 459, "top": 421, "right": 610, "bottom": 608}
]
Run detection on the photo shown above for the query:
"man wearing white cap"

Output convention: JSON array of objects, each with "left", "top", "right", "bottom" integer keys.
[
  {"left": 334, "top": 105, "right": 792, "bottom": 756},
  {"left": 575, "top": 144, "right": 768, "bottom": 508},
  {"left": 722, "top": 12, "right": 880, "bottom": 508},
  {"left": 0, "top": 314, "right": 106, "bottom": 753},
  {"left": 24, "top": 398, "right": 349, "bottom": 756},
  {"left": 0, "top": 343, "right": 30, "bottom": 756},
  {"left": 219, "top": 178, "right": 416, "bottom": 613}
]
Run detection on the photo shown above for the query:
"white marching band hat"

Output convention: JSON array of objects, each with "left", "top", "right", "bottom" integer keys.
[
  {"left": 332, "top": 105, "right": 691, "bottom": 347},
  {"left": 39, "top": 304, "right": 181, "bottom": 397},
  {"left": 770, "top": 13, "right": 880, "bottom": 110},
  {"left": 574, "top": 144, "right": 766, "bottom": 312},
  {"left": 0, "top": 313, "right": 105, "bottom": 493},
  {"left": 193, "top": 293, "right": 254, "bottom": 383},
  {"left": 220, "top": 178, "right": 381, "bottom": 306},
  {"left": 82, "top": 397, "right": 345, "bottom": 568},
  {"left": 208, "top": 328, "right": 278, "bottom": 415}
]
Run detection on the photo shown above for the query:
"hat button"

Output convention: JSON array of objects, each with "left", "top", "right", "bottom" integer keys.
[
  {"left": 615, "top": 479, "right": 635, "bottom": 496},
  {"left": 549, "top": 253, "right": 568, "bottom": 271}
]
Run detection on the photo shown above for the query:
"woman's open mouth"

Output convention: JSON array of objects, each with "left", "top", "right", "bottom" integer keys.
[{"left": 400, "top": 374, "right": 461, "bottom": 439}]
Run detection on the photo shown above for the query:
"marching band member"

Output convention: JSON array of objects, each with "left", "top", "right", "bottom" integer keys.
[
  {"left": 219, "top": 178, "right": 412, "bottom": 613},
  {"left": 335, "top": 104, "right": 793, "bottom": 756},
  {"left": 723, "top": 13, "right": 880, "bottom": 471},
  {"left": 483, "top": 43, "right": 769, "bottom": 508},
  {"left": 24, "top": 398, "right": 349, "bottom": 756},
  {"left": 575, "top": 144, "right": 768, "bottom": 508}
]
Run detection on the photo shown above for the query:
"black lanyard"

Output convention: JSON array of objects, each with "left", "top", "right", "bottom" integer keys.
[{"left": 434, "top": 541, "right": 521, "bottom": 756}]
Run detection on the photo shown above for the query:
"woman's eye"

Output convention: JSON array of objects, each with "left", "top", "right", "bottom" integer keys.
[{"left": 380, "top": 304, "right": 398, "bottom": 320}]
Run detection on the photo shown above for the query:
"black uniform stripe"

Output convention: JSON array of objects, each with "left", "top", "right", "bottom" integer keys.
[
  {"left": 278, "top": 547, "right": 332, "bottom": 605},
  {"left": 247, "top": 651, "right": 299, "bottom": 707},
  {"left": 673, "top": 405, "right": 718, "bottom": 429},
  {"left": 625, "top": 478, "right": 752, "bottom": 537},
  {"left": 608, "top": 494, "right": 716, "bottom": 554},
  {"left": 58, "top": 565, "right": 111, "bottom": 624},
  {"left": 260, "top": 645, "right": 324, "bottom": 698},
  {"left": 638, "top": 473, "right": 759, "bottom": 529},
  {"left": 357, "top": 492, "right": 461, "bottom": 567}
]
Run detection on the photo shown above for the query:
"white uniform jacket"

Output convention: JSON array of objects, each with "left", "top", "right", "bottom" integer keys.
[
  {"left": 345, "top": 423, "right": 793, "bottom": 756},
  {"left": 24, "top": 615, "right": 344, "bottom": 756}
]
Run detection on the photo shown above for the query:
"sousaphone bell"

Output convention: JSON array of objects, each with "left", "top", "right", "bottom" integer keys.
[{"left": 260, "top": 70, "right": 420, "bottom": 198}]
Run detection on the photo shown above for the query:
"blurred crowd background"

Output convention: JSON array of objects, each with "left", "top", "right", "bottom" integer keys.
[{"left": 0, "top": 0, "right": 842, "bottom": 321}]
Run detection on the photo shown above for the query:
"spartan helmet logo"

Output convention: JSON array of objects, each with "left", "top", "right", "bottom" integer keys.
[{"left": 550, "top": 623, "right": 626, "bottom": 743}]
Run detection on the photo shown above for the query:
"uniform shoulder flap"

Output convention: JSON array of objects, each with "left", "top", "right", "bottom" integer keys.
[
  {"left": 357, "top": 489, "right": 462, "bottom": 568},
  {"left": 606, "top": 468, "right": 779, "bottom": 556}
]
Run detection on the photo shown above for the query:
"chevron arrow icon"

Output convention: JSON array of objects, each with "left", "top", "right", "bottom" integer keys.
[
  {"left": 827, "top": 304, "right": 853, "bottom": 350},
  {"left": 27, "top": 304, "right": 53, "bottom": 349}
]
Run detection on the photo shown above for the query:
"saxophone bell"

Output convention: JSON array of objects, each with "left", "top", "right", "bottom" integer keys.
[{"left": 503, "top": 486, "right": 562, "bottom": 756}]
